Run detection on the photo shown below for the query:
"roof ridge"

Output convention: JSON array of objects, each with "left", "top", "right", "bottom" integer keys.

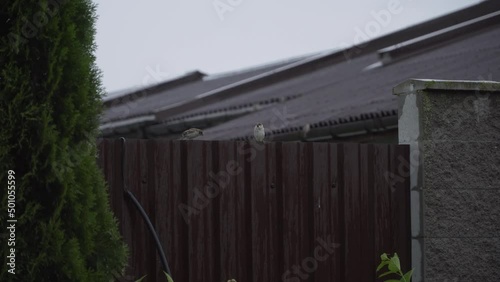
[
  {"left": 204, "top": 53, "right": 317, "bottom": 80},
  {"left": 103, "top": 70, "right": 205, "bottom": 107}
]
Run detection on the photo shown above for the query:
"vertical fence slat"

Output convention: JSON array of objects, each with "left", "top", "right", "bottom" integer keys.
[
  {"left": 124, "top": 140, "right": 146, "bottom": 280},
  {"left": 267, "top": 142, "right": 281, "bottom": 282},
  {"left": 238, "top": 141, "right": 254, "bottom": 281},
  {"left": 142, "top": 139, "right": 157, "bottom": 280},
  {"left": 281, "top": 142, "right": 314, "bottom": 281},
  {"left": 275, "top": 142, "right": 285, "bottom": 282},
  {"left": 186, "top": 141, "right": 217, "bottom": 282},
  {"left": 390, "top": 145, "right": 412, "bottom": 272},
  {"left": 373, "top": 144, "right": 393, "bottom": 282},
  {"left": 137, "top": 140, "right": 153, "bottom": 280},
  {"left": 342, "top": 143, "right": 362, "bottom": 282},
  {"left": 330, "top": 143, "right": 343, "bottom": 281},
  {"left": 250, "top": 141, "right": 280, "bottom": 281},
  {"left": 154, "top": 139, "right": 168, "bottom": 281},
  {"left": 250, "top": 141, "right": 265, "bottom": 282},
  {"left": 186, "top": 140, "right": 202, "bottom": 282},
  {"left": 334, "top": 143, "right": 346, "bottom": 282},
  {"left": 130, "top": 139, "right": 152, "bottom": 280},
  {"left": 218, "top": 141, "right": 236, "bottom": 281},
  {"left": 311, "top": 143, "right": 340, "bottom": 282},
  {"left": 359, "top": 144, "right": 376, "bottom": 280},
  {"left": 211, "top": 141, "right": 222, "bottom": 282},
  {"left": 299, "top": 143, "right": 313, "bottom": 280},
  {"left": 115, "top": 139, "right": 135, "bottom": 280},
  {"left": 171, "top": 140, "right": 190, "bottom": 282},
  {"left": 281, "top": 142, "right": 299, "bottom": 276}
]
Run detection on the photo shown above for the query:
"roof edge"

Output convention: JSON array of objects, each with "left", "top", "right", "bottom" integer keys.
[
  {"left": 229, "top": 109, "right": 398, "bottom": 141},
  {"left": 378, "top": 10, "right": 500, "bottom": 66},
  {"left": 393, "top": 79, "right": 500, "bottom": 95},
  {"left": 103, "top": 70, "right": 206, "bottom": 107}
]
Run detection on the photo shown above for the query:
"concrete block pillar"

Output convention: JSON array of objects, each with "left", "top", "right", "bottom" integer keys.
[{"left": 393, "top": 79, "right": 500, "bottom": 282}]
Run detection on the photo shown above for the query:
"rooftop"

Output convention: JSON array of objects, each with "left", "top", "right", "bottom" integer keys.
[{"left": 100, "top": 1, "right": 500, "bottom": 141}]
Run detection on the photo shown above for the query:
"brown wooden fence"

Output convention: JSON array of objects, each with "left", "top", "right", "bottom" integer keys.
[{"left": 97, "top": 139, "right": 411, "bottom": 282}]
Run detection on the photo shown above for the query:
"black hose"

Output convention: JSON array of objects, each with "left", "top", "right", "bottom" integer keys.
[{"left": 120, "top": 137, "right": 172, "bottom": 277}]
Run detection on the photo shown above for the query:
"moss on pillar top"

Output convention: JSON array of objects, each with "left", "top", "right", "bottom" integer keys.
[{"left": 393, "top": 79, "right": 500, "bottom": 96}]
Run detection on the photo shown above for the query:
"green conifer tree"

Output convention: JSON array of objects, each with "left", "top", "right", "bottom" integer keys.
[{"left": 0, "top": 0, "right": 128, "bottom": 280}]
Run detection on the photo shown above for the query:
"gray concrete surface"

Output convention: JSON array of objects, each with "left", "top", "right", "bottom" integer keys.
[{"left": 394, "top": 79, "right": 500, "bottom": 281}]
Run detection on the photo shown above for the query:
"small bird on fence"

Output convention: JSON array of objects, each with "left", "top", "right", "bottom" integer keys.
[
  {"left": 180, "top": 128, "right": 203, "bottom": 140},
  {"left": 301, "top": 123, "right": 310, "bottom": 139},
  {"left": 254, "top": 123, "right": 265, "bottom": 143}
]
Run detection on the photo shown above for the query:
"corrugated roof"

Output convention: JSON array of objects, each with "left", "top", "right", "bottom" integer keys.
[
  {"left": 101, "top": 56, "right": 310, "bottom": 124},
  {"left": 102, "top": 71, "right": 206, "bottom": 106},
  {"left": 197, "top": 24, "right": 500, "bottom": 140}
]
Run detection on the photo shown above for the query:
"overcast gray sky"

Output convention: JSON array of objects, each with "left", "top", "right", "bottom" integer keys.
[{"left": 94, "top": 0, "right": 480, "bottom": 95}]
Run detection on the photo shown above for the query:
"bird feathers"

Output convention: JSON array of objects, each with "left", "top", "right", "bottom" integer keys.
[
  {"left": 254, "top": 123, "right": 265, "bottom": 142},
  {"left": 180, "top": 128, "right": 203, "bottom": 140}
]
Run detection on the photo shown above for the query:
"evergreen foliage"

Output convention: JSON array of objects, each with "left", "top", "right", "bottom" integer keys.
[{"left": 0, "top": 0, "right": 128, "bottom": 280}]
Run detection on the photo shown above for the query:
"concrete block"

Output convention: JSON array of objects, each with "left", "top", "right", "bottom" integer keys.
[
  {"left": 425, "top": 237, "right": 500, "bottom": 281},
  {"left": 424, "top": 189, "right": 500, "bottom": 237},
  {"left": 421, "top": 91, "right": 500, "bottom": 142},
  {"left": 423, "top": 141, "right": 500, "bottom": 189}
]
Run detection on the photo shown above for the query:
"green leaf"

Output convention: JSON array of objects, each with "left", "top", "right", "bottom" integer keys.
[
  {"left": 388, "top": 260, "right": 398, "bottom": 272},
  {"left": 388, "top": 254, "right": 401, "bottom": 272},
  {"left": 381, "top": 253, "right": 389, "bottom": 261},
  {"left": 402, "top": 269, "right": 414, "bottom": 282},
  {"left": 376, "top": 261, "right": 389, "bottom": 272},
  {"left": 135, "top": 275, "right": 147, "bottom": 282},
  {"left": 393, "top": 253, "right": 400, "bottom": 261},
  {"left": 164, "top": 271, "right": 174, "bottom": 282},
  {"left": 385, "top": 280, "right": 401, "bottom": 282},
  {"left": 378, "top": 270, "right": 396, "bottom": 278}
]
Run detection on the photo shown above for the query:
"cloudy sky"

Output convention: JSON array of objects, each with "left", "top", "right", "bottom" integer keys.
[{"left": 94, "top": 0, "right": 480, "bottom": 95}]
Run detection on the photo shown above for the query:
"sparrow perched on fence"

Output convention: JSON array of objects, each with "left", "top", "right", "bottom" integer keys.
[
  {"left": 180, "top": 128, "right": 203, "bottom": 140},
  {"left": 302, "top": 123, "right": 310, "bottom": 139},
  {"left": 254, "top": 123, "right": 265, "bottom": 143}
]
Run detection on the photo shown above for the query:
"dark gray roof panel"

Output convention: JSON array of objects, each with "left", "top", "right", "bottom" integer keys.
[
  {"left": 165, "top": 54, "right": 377, "bottom": 120},
  {"left": 101, "top": 57, "right": 309, "bottom": 123},
  {"left": 198, "top": 25, "right": 500, "bottom": 140}
]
